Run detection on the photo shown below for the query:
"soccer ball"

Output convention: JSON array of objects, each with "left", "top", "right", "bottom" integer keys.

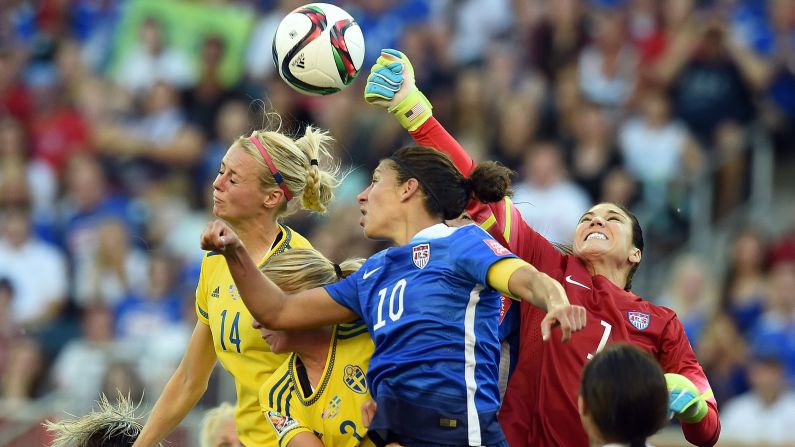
[{"left": 272, "top": 3, "right": 365, "bottom": 96}]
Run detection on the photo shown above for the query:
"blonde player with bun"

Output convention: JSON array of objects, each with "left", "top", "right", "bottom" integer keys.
[
  {"left": 253, "top": 249, "right": 372, "bottom": 447},
  {"left": 135, "top": 120, "right": 342, "bottom": 447},
  {"left": 199, "top": 402, "right": 241, "bottom": 447}
]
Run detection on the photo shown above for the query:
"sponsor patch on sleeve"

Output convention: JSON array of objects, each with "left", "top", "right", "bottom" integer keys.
[
  {"left": 484, "top": 239, "right": 511, "bottom": 256},
  {"left": 267, "top": 411, "right": 299, "bottom": 437}
]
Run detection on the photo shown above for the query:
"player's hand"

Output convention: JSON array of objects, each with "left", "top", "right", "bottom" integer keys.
[
  {"left": 529, "top": 273, "right": 586, "bottom": 342},
  {"left": 200, "top": 220, "right": 242, "bottom": 252},
  {"left": 360, "top": 399, "right": 377, "bottom": 428},
  {"left": 665, "top": 373, "right": 711, "bottom": 424},
  {"left": 541, "top": 302, "right": 587, "bottom": 343},
  {"left": 364, "top": 48, "right": 432, "bottom": 131}
]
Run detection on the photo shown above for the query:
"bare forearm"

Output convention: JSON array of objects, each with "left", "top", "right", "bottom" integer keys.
[
  {"left": 509, "top": 268, "right": 564, "bottom": 311},
  {"left": 223, "top": 245, "right": 288, "bottom": 327},
  {"left": 134, "top": 371, "right": 206, "bottom": 446}
]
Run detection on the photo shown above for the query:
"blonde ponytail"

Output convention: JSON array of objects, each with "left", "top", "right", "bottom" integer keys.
[
  {"left": 294, "top": 126, "right": 340, "bottom": 213},
  {"left": 238, "top": 118, "right": 341, "bottom": 218},
  {"left": 259, "top": 248, "right": 363, "bottom": 293}
]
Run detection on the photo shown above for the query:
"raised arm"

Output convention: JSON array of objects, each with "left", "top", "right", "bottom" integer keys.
[
  {"left": 486, "top": 258, "right": 586, "bottom": 343},
  {"left": 365, "top": 50, "right": 567, "bottom": 272},
  {"left": 200, "top": 220, "right": 358, "bottom": 330}
]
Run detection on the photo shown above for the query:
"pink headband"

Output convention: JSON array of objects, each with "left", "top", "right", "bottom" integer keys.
[{"left": 248, "top": 135, "right": 293, "bottom": 201}]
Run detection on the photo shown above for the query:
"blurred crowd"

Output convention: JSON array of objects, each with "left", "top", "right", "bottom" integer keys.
[{"left": 1, "top": 0, "right": 794, "bottom": 444}]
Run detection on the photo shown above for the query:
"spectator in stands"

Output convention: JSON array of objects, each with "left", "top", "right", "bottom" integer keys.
[
  {"left": 525, "top": 0, "right": 588, "bottom": 82},
  {"left": 27, "top": 62, "right": 91, "bottom": 176},
  {"left": 114, "top": 251, "right": 183, "bottom": 345},
  {"left": 697, "top": 313, "right": 750, "bottom": 405},
  {"left": 58, "top": 153, "right": 133, "bottom": 263},
  {"left": 748, "top": 261, "right": 795, "bottom": 381},
  {"left": 618, "top": 88, "right": 701, "bottom": 215},
  {"left": 1, "top": 337, "right": 43, "bottom": 408},
  {"left": 720, "top": 228, "right": 770, "bottom": 334},
  {"left": 115, "top": 16, "right": 195, "bottom": 95},
  {"left": 101, "top": 362, "right": 145, "bottom": 406},
  {"left": 731, "top": 0, "right": 795, "bottom": 154},
  {"left": 181, "top": 35, "right": 244, "bottom": 141},
  {"left": 0, "top": 199, "right": 67, "bottom": 330},
  {"left": 0, "top": 278, "right": 18, "bottom": 387},
  {"left": 513, "top": 141, "right": 591, "bottom": 243},
  {"left": 74, "top": 218, "right": 149, "bottom": 308},
  {"left": 0, "top": 117, "right": 58, "bottom": 224},
  {"left": 720, "top": 341, "right": 795, "bottom": 444},
  {"left": 567, "top": 101, "right": 623, "bottom": 203},
  {"left": 661, "top": 254, "right": 719, "bottom": 346},
  {"left": 51, "top": 306, "right": 117, "bottom": 413},
  {"left": 578, "top": 6, "right": 638, "bottom": 110},
  {"left": 94, "top": 81, "right": 204, "bottom": 192}
]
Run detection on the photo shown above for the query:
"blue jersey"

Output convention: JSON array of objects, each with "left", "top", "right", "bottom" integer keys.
[{"left": 324, "top": 224, "right": 516, "bottom": 446}]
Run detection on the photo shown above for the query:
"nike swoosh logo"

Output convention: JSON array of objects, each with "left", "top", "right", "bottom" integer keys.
[
  {"left": 362, "top": 267, "right": 382, "bottom": 280},
  {"left": 565, "top": 275, "right": 591, "bottom": 290}
]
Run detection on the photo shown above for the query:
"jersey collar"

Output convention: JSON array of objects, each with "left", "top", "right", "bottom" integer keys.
[{"left": 410, "top": 223, "right": 457, "bottom": 242}]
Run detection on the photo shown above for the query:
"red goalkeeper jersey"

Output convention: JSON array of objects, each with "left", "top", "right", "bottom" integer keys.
[{"left": 410, "top": 117, "right": 721, "bottom": 447}]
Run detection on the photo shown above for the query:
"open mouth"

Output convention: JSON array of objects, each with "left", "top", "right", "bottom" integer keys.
[{"left": 585, "top": 232, "right": 608, "bottom": 241}]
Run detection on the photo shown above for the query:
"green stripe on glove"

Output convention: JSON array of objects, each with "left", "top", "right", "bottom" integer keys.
[{"left": 665, "top": 373, "right": 711, "bottom": 424}]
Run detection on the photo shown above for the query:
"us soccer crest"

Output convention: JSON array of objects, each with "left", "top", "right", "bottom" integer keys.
[
  {"left": 412, "top": 243, "right": 430, "bottom": 269},
  {"left": 627, "top": 311, "right": 650, "bottom": 330},
  {"left": 343, "top": 365, "right": 367, "bottom": 394}
]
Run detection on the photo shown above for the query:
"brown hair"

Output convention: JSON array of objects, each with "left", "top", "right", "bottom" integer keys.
[
  {"left": 387, "top": 146, "right": 512, "bottom": 220},
  {"left": 615, "top": 203, "right": 644, "bottom": 291}
]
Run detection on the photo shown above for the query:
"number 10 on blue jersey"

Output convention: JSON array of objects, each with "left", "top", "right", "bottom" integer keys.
[
  {"left": 220, "top": 310, "right": 242, "bottom": 352},
  {"left": 374, "top": 279, "right": 407, "bottom": 331}
]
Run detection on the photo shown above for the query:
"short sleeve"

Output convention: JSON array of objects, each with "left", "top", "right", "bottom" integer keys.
[
  {"left": 324, "top": 266, "right": 365, "bottom": 319},
  {"left": 263, "top": 409, "right": 311, "bottom": 447},
  {"left": 259, "top": 368, "right": 312, "bottom": 447},
  {"left": 450, "top": 227, "right": 517, "bottom": 285},
  {"left": 195, "top": 255, "right": 210, "bottom": 325}
]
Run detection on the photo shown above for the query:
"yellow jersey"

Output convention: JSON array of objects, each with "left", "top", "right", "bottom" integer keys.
[
  {"left": 196, "top": 224, "right": 311, "bottom": 447},
  {"left": 260, "top": 323, "right": 375, "bottom": 447}
]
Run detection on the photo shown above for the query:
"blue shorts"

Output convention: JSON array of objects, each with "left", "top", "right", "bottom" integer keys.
[{"left": 367, "top": 392, "right": 505, "bottom": 446}]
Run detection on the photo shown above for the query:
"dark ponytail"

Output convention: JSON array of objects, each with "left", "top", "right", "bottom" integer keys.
[
  {"left": 469, "top": 161, "right": 512, "bottom": 204},
  {"left": 388, "top": 146, "right": 513, "bottom": 221}
]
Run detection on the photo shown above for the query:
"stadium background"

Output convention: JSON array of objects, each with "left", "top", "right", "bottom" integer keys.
[{"left": 0, "top": 0, "right": 794, "bottom": 445}]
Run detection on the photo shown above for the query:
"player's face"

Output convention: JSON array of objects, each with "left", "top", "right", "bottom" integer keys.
[
  {"left": 251, "top": 318, "right": 290, "bottom": 354},
  {"left": 212, "top": 143, "right": 268, "bottom": 223},
  {"left": 210, "top": 417, "right": 242, "bottom": 447},
  {"left": 357, "top": 162, "right": 403, "bottom": 240},
  {"left": 573, "top": 203, "right": 639, "bottom": 269}
]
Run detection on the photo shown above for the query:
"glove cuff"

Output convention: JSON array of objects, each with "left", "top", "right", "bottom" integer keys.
[
  {"left": 389, "top": 89, "right": 432, "bottom": 132},
  {"left": 680, "top": 397, "right": 708, "bottom": 424}
]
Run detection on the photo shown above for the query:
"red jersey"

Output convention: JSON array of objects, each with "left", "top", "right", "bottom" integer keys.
[{"left": 411, "top": 117, "right": 720, "bottom": 447}]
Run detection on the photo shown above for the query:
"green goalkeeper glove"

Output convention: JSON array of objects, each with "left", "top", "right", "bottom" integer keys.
[
  {"left": 363, "top": 48, "right": 432, "bottom": 131},
  {"left": 665, "top": 373, "right": 712, "bottom": 424}
]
